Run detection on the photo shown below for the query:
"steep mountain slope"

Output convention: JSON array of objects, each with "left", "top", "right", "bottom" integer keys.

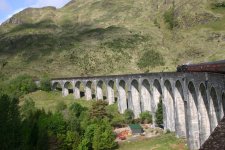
[{"left": 0, "top": 0, "right": 225, "bottom": 79}]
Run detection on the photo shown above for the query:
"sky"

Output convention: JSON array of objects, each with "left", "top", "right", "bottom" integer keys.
[{"left": 0, "top": 0, "right": 71, "bottom": 24}]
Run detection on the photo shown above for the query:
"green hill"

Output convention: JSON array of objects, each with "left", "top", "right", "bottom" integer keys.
[{"left": 0, "top": 0, "right": 225, "bottom": 79}]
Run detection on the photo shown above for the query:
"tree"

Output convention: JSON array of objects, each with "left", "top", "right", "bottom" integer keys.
[
  {"left": 69, "top": 102, "right": 86, "bottom": 118},
  {"left": 64, "top": 131, "right": 80, "bottom": 150},
  {"left": 90, "top": 101, "right": 108, "bottom": 119},
  {"left": 140, "top": 111, "right": 152, "bottom": 124},
  {"left": 21, "top": 97, "right": 37, "bottom": 119},
  {"left": 6, "top": 75, "right": 37, "bottom": 97},
  {"left": 0, "top": 94, "right": 22, "bottom": 149},
  {"left": 92, "top": 119, "right": 117, "bottom": 150},
  {"left": 124, "top": 109, "right": 134, "bottom": 124},
  {"left": 40, "top": 76, "right": 51, "bottom": 91},
  {"left": 0, "top": 94, "right": 11, "bottom": 149},
  {"left": 156, "top": 97, "right": 163, "bottom": 126}
]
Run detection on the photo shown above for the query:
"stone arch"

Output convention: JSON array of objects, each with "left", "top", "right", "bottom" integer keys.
[
  {"left": 63, "top": 81, "right": 73, "bottom": 96},
  {"left": 107, "top": 80, "right": 115, "bottom": 105},
  {"left": 164, "top": 80, "right": 175, "bottom": 132},
  {"left": 210, "top": 87, "right": 220, "bottom": 130},
  {"left": 153, "top": 79, "right": 163, "bottom": 126},
  {"left": 141, "top": 79, "right": 151, "bottom": 112},
  {"left": 96, "top": 80, "right": 104, "bottom": 100},
  {"left": 174, "top": 80, "right": 186, "bottom": 137},
  {"left": 187, "top": 82, "right": 200, "bottom": 149},
  {"left": 85, "top": 81, "right": 93, "bottom": 100},
  {"left": 52, "top": 82, "right": 62, "bottom": 91},
  {"left": 199, "top": 83, "right": 210, "bottom": 145},
  {"left": 131, "top": 79, "right": 141, "bottom": 118},
  {"left": 222, "top": 93, "right": 225, "bottom": 116},
  {"left": 118, "top": 80, "right": 127, "bottom": 114},
  {"left": 153, "top": 79, "right": 162, "bottom": 111},
  {"left": 74, "top": 81, "right": 85, "bottom": 99}
]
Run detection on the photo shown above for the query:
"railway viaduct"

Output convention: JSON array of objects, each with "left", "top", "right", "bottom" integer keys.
[{"left": 51, "top": 72, "right": 225, "bottom": 150}]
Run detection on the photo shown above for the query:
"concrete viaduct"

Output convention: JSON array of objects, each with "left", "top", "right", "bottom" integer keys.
[{"left": 51, "top": 72, "right": 225, "bottom": 150}]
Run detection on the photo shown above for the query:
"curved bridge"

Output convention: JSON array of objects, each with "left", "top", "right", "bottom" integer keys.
[{"left": 51, "top": 72, "right": 225, "bottom": 150}]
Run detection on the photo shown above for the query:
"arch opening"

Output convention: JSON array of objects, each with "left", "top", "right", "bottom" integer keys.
[
  {"left": 153, "top": 80, "right": 162, "bottom": 111},
  {"left": 107, "top": 80, "right": 115, "bottom": 105},
  {"left": 52, "top": 82, "right": 62, "bottom": 91},
  {"left": 118, "top": 80, "right": 127, "bottom": 114},
  {"left": 210, "top": 87, "right": 220, "bottom": 130},
  {"left": 174, "top": 81, "right": 186, "bottom": 137},
  {"left": 222, "top": 93, "right": 225, "bottom": 116},
  {"left": 85, "top": 81, "right": 93, "bottom": 100},
  {"left": 164, "top": 80, "right": 175, "bottom": 132},
  {"left": 63, "top": 81, "right": 73, "bottom": 97},
  {"left": 141, "top": 79, "right": 151, "bottom": 112},
  {"left": 96, "top": 80, "right": 104, "bottom": 100},
  {"left": 199, "top": 84, "right": 210, "bottom": 145},
  {"left": 131, "top": 80, "right": 141, "bottom": 118},
  {"left": 75, "top": 81, "right": 85, "bottom": 99},
  {"left": 153, "top": 79, "right": 163, "bottom": 126},
  {"left": 187, "top": 82, "right": 200, "bottom": 149}
]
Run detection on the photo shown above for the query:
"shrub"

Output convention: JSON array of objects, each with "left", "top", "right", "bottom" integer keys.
[
  {"left": 140, "top": 111, "right": 152, "bottom": 124},
  {"left": 6, "top": 75, "right": 37, "bottom": 97},
  {"left": 92, "top": 119, "right": 117, "bottom": 150},
  {"left": 90, "top": 100, "right": 108, "bottom": 119},
  {"left": 156, "top": 97, "right": 163, "bottom": 127},
  {"left": 40, "top": 77, "right": 51, "bottom": 91},
  {"left": 20, "top": 97, "right": 37, "bottom": 119},
  {"left": 69, "top": 103, "right": 86, "bottom": 118},
  {"left": 137, "top": 50, "right": 165, "bottom": 71},
  {"left": 212, "top": 1, "right": 225, "bottom": 8},
  {"left": 124, "top": 109, "right": 134, "bottom": 124},
  {"left": 56, "top": 101, "right": 67, "bottom": 112},
  {"left": 163, "top": 7, "right": 178, "bottom": 29}
]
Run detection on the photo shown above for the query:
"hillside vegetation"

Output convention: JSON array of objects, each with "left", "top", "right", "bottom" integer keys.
[{"left": 0, "top": 0, "right": 225, "bottom": 79}]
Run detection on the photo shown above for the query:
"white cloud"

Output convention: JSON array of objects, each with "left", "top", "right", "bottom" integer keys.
[
  {"left": 33, "top": 0, "right": 71, "bottom": 8},
  {"left": 0, "top": 0, "right": 11, "bottom": 11}
]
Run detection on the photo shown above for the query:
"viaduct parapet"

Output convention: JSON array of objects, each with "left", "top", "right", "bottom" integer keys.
[{"left": 51, "top": 72, "right": 225, "bottom": 150}]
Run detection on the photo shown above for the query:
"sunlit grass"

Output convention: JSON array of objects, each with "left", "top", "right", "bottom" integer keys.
[
  {"left": 21, "top": 90, "right": 93, "bottom": 112},
  {"left": 118, "top": 133, "right": 188, "bottom": 150}
]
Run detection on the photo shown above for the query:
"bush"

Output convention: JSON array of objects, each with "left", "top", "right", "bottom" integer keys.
[
  {"left": 163, "top": 7, "right": 178, "bottom": 29},
  {"left": 124, "top": 109, "right": 134, "bottom": 124},
  {"left": 40, "top": 77, "right": 51, "bottom": 91},
  {"left": 0, "top": 94, "right": 21, "bottom": 149},
  {"left": 6, "top": 75, "right": 37, "bottom": 97},
  {"left": 137, "top": 50, "right": 165, "bottom": 71},
  {"left": 69, "top": 103, "right": 86, "bottom": 118},
  {"left": 90, "top": 101, "right": 108, "bottom": 119},
  {"left": 20, "top": 97, "right": 37, "bottom": 119},
  {"left": 140, "top": 111, "right": 152, "bottom": 124},
  {"left": 156, "top": 97, "right": 163, "bottom": 127},
  {"left": 92, "top": 119, "right": 117, "bottom": 150},
  {"left": 56, "top": 101, "right": 67, "bottom": 112},
  {"left": 212, "top": 1, "right": 225, "bottom": 8}
]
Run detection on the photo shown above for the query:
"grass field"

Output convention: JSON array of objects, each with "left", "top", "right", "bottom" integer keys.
[
  {"left": 20, "top": 90, "right": 93, "bottom": 112},
  {"left": 118, "top": 133, "right": 188, "bottom": 150}
]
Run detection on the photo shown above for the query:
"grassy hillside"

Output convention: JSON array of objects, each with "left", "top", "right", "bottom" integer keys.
[{"left": 0, "top": 0, "right": 225, "bottom": 79}]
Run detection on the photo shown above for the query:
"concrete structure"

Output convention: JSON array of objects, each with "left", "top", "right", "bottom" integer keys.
[{"left": 51, "top": 72, "right": 225, "bottom": 150}]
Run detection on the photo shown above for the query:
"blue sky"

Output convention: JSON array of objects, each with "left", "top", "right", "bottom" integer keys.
[{"left": 0, "top": 0, "right": 71, "bottom": 24}]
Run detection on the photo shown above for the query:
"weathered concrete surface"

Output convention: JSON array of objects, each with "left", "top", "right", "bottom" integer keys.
[{"left": 51, "top": 72, "right": 225, "bottom": 150}]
